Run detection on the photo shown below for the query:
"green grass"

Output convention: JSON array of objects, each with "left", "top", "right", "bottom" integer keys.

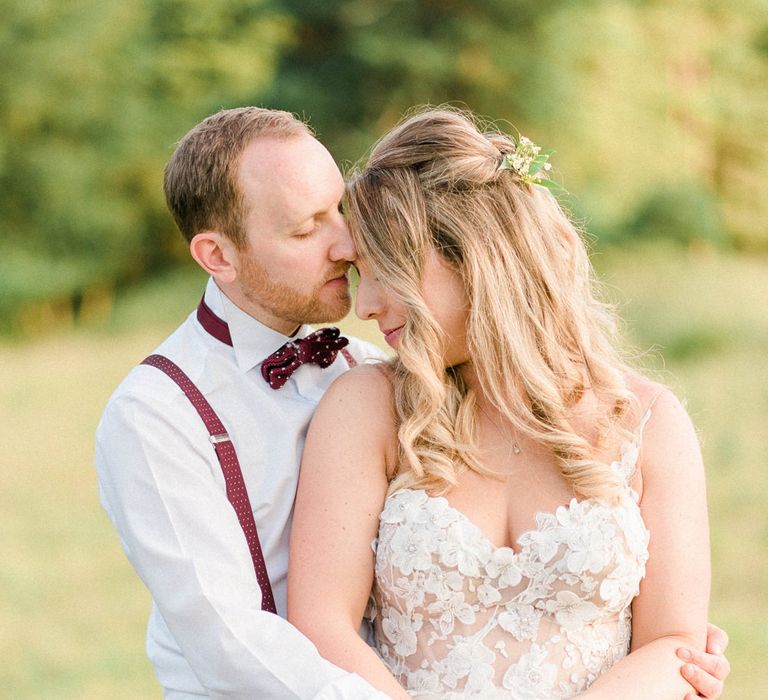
[{"left": 1, "top": 248, "right": 766, "bottom": 697}]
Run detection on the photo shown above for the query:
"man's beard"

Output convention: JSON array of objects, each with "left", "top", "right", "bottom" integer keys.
[{"left": 238, "top": 254, "right": 351, "bottom": 328}]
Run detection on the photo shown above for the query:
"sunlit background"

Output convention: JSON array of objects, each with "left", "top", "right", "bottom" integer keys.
[{"left": 1, "top": 1, "right": 766, "bottom": 697}]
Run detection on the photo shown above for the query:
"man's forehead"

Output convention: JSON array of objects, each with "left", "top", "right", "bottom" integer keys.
[{"left": 239, "top": 135, "right": 344, "bottom": 226}]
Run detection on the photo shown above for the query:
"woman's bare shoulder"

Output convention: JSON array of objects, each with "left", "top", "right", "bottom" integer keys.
[
  {"left": 323, "top": 361, "right": 395, "bottom": 404},
  {"left": 622, "top": 369, "right": 683, "bottom": 423},
  {"left": 313, "top": 361, "right": 397, "bottom": 442},
  {"left": 622, "top": 371, "right": 702, "bottom": 483}
]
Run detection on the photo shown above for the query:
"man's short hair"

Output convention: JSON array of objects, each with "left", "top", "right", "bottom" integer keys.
[{"left": 164, "top": 107, "right": 312, "bottom": 247}]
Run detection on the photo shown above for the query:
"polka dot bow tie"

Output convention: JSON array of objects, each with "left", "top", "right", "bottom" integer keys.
[{"left": 260, "top": 327, "right": 350, "bottom": 390}]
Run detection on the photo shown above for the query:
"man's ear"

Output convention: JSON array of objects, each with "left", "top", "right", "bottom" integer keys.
[{"left": 190, "top": 231, "right": 239, "bottom": 284}]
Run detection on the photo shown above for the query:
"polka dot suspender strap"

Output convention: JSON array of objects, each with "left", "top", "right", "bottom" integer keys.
[
  {"left": 340, "top": 347, "right": 357, "bottom": 368},
  {"left": 141, "top": 353, "right": 277, "bottom": 614}
]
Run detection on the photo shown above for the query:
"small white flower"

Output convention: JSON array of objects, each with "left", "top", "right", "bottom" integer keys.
[
  {"left": 391, "top": 573, "right": 427, "bottom": 609},
  {"left": 423, "top": 495, "right": 460, "bottom": 528},
  {"left": 521, "top": 522, "right": 562, "bottom": 564},
  {"left": 424, "top": 568, "right": 465, "bottom": 599},
  {"left": 427, "top": 591, "right": 476, "bottom": 636},
  {"left": 486, "top": 547, "right": 523, "bottom": 588},
  {"left": 477, "top": 582, "right": 502, "bottom": 606},
  {"left": 438, "top": 521, "right": 491, "bottom": 577},
  {"left": 389, "top": 523, "right": 436, "bottom": 575},
  {"left": 558, "top": 501, "right": 616, "bottom": 574},
  {"left": 380, "top": 488, "right": 428, "bottom": 525},
  {"left": 502, "top": 643, "right": 557, "bottom": 698},
  {"left": 599, "top": 560, "right": 643, "bottom": 609},
  {"left": 406, "top": 668, "right": 441, "bottom": 694},
  {"left": 544, "top": 590, "right": 601, "bottom": 629},
  {"left": 498, "top": 603, "right": 542, "bottom": 641},
  {"left": 437, "top": 638, "right": 495, "bottom": 691},
  {"left": 381, "top": 607, "right": 422, "bottom": 657}
]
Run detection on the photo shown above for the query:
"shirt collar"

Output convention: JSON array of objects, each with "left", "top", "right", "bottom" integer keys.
[{"left": 201, "top": 278, "right": 315, "bottom": 373}]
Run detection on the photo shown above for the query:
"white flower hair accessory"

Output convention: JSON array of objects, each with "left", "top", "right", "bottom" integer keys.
[{"left": 499, "top": 136, "right": 560, "bottom": 191}]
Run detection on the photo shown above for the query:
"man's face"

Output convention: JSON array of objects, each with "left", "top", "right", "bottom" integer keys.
[{"left": 233, "top": 134, "right": 354, "bottom": 335}]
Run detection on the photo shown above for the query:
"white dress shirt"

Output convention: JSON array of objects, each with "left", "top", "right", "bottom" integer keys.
[{"left": 96, "top": 278, "right": 390, "bottom": 699}]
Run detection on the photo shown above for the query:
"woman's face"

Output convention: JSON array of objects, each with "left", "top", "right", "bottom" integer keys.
[{"left": 354, "top": 248, "right": 470, "bottom": 367}]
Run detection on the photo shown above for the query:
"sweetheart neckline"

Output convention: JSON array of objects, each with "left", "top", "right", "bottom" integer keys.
[
  {"left": 380, "top": 410, "right": 652, "bottom": 560},
  {"left": 386, "top": 487, "right": 622, "bottom": 559}
]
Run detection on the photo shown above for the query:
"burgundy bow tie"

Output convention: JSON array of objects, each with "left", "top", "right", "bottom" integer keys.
[{"left": 261, "top": 327, "right": 349, "bottom": 390}]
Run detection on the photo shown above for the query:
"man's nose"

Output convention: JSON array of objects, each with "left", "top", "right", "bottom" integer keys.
[{"left": 328, "top": 217, "right": 356, "bottom": 263}]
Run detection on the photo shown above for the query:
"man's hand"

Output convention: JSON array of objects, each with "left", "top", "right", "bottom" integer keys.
[{"left": 678, "top": 623, "right": 730, "bottom": 699}]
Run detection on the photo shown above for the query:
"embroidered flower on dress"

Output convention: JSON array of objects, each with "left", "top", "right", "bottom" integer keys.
[
  {"left": 380, "top": 488, "right": 428, "bottom": 525},
  {"left": 437, "top": 638, "right": 496, "bottom": 691},
  {"left": 519, "top": 515, "right": 563, "bottom": 564},
  {"left": 544, "top": 590, "right": 601, "bottom": 630},
  {"left": 381, "top": 607, "right": 422, "bottom": 657},
  {"left": 477, "top": 582, "right": 503, "bottom": 606},
  {"left": 438, "top": 520, "right": 492, "bottom": 577},
  {"left": 424, "top": 567, "right": 465, "bottom": 599},
  {"left": 390, "top": 574, "right": 428, "bottom": 609},
  {"left": 599, "top": 560, "right": 643, "bottom": 609},
  {"left": 502, "top": 643, "right": 558, "bottom": 698},
  {"left": 406, "top": 667, "right": 441, "bottom": 694},
  {"left": 389, "top": 523, "right": 437, "bottom": 575},
  {"left": 427, "top": 591, "right": 477, "bottom": 636},
  {"left": 498, "top": 603, "right": 543, "bottom": 641},
  {"left": 553, "top": 500, "right": 617, "bottom": 574},
  {"left": 486, "top": 547, "right": 524, "bottom": 588},
  {"left": 424, "top": 495, "right": 462, "bottom": 529}
]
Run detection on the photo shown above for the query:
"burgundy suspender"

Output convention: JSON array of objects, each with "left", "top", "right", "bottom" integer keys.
[
  {"left": 142, "top": 297, "right": 359, "bottom": 613},
  {"left": 141, "top": 353, "right": 277, "bottom": 614},
  {"left": 340, "top": 347, "right": 357, "bottom": 368}
]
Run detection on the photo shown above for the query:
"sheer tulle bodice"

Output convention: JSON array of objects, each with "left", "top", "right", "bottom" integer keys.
[{"left": 367, "top": 413, "right": 652, "bottom": 699}]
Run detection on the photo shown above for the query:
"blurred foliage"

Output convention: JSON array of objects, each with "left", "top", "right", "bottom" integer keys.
[
  {"left": 624, "top": 182, "right": 727, "bottom": 248},
  {"left": 0, "top": 0, "right": 290, "bottom": 326},
  {"left": 1, "top": 0, "right": 767, "bottom": 332}
]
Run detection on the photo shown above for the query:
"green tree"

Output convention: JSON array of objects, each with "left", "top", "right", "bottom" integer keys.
[
  {"left": 0, "top": 0, "right": 290, "bottom": 327},
  {"left": 263, "top": 0, "right": 574, "bottom": 163},
  {"left": 2, "top": 0, "right": 766, "bottom": 332},
  {"left": 506, "top": 1, "right": 768, "bottom": 248},
  {"left": 265, "top": 0, "right": 768, "bottom": 249}
]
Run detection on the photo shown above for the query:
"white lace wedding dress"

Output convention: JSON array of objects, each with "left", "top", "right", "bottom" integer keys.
[{"left": 366, "top": 412, "right": 652, "bottom": 699}]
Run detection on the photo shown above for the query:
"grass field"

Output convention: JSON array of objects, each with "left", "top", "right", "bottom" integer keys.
[{"left": 1, "top": 247, "right": 766, "bottom": 698}]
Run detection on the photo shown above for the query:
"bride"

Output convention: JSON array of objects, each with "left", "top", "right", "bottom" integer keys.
[{"left": 288, "top": 107, "right": 713, "bottom": 698}]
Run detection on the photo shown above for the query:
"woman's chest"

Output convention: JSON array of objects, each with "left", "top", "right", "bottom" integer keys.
[{"left": 374, "top": 488, "right": 650, "bottom": 616}]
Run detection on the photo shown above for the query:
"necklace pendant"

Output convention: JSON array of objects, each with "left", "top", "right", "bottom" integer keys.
[{"left": 512, "top": 443, "right": 521, "bottom": 455}]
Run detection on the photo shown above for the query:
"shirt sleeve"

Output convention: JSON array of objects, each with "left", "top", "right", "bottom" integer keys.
[{"left": 95, "top": 382, "right": 390, "bottom": 700}]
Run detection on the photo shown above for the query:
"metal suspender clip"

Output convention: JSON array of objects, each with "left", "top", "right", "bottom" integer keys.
[{"left": 209, "top": 433, "right": 231, "bottom": 444}]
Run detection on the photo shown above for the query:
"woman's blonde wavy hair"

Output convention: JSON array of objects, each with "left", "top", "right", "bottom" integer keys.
[{"left": 345, "top": 106, "right": 637, "bottom": 503}]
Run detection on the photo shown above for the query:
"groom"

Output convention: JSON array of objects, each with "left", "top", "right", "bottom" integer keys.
[{"left": 96, "top": 107, "right": 729, "bottom": 699}]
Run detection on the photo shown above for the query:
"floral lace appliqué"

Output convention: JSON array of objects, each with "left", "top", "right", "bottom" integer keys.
[{"left": 368, "top": 414, "right": 652, "bottom": 699}]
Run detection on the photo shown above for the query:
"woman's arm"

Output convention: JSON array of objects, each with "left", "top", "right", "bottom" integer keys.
[
  {"left": 288, "top": 365, "right": 411, "bottom": 700},
  {"left": 582, "top": 387, "right": 711, "bottom": 699}
]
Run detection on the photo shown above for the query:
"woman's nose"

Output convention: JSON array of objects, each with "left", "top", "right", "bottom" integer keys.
[{"left": 354, "top": 276, "right": 383, "bottom": 320}]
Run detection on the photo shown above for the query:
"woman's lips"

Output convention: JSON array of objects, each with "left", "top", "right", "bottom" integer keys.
[{"left": 382, "top": 326, "right": 403, "bottom": 347}]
